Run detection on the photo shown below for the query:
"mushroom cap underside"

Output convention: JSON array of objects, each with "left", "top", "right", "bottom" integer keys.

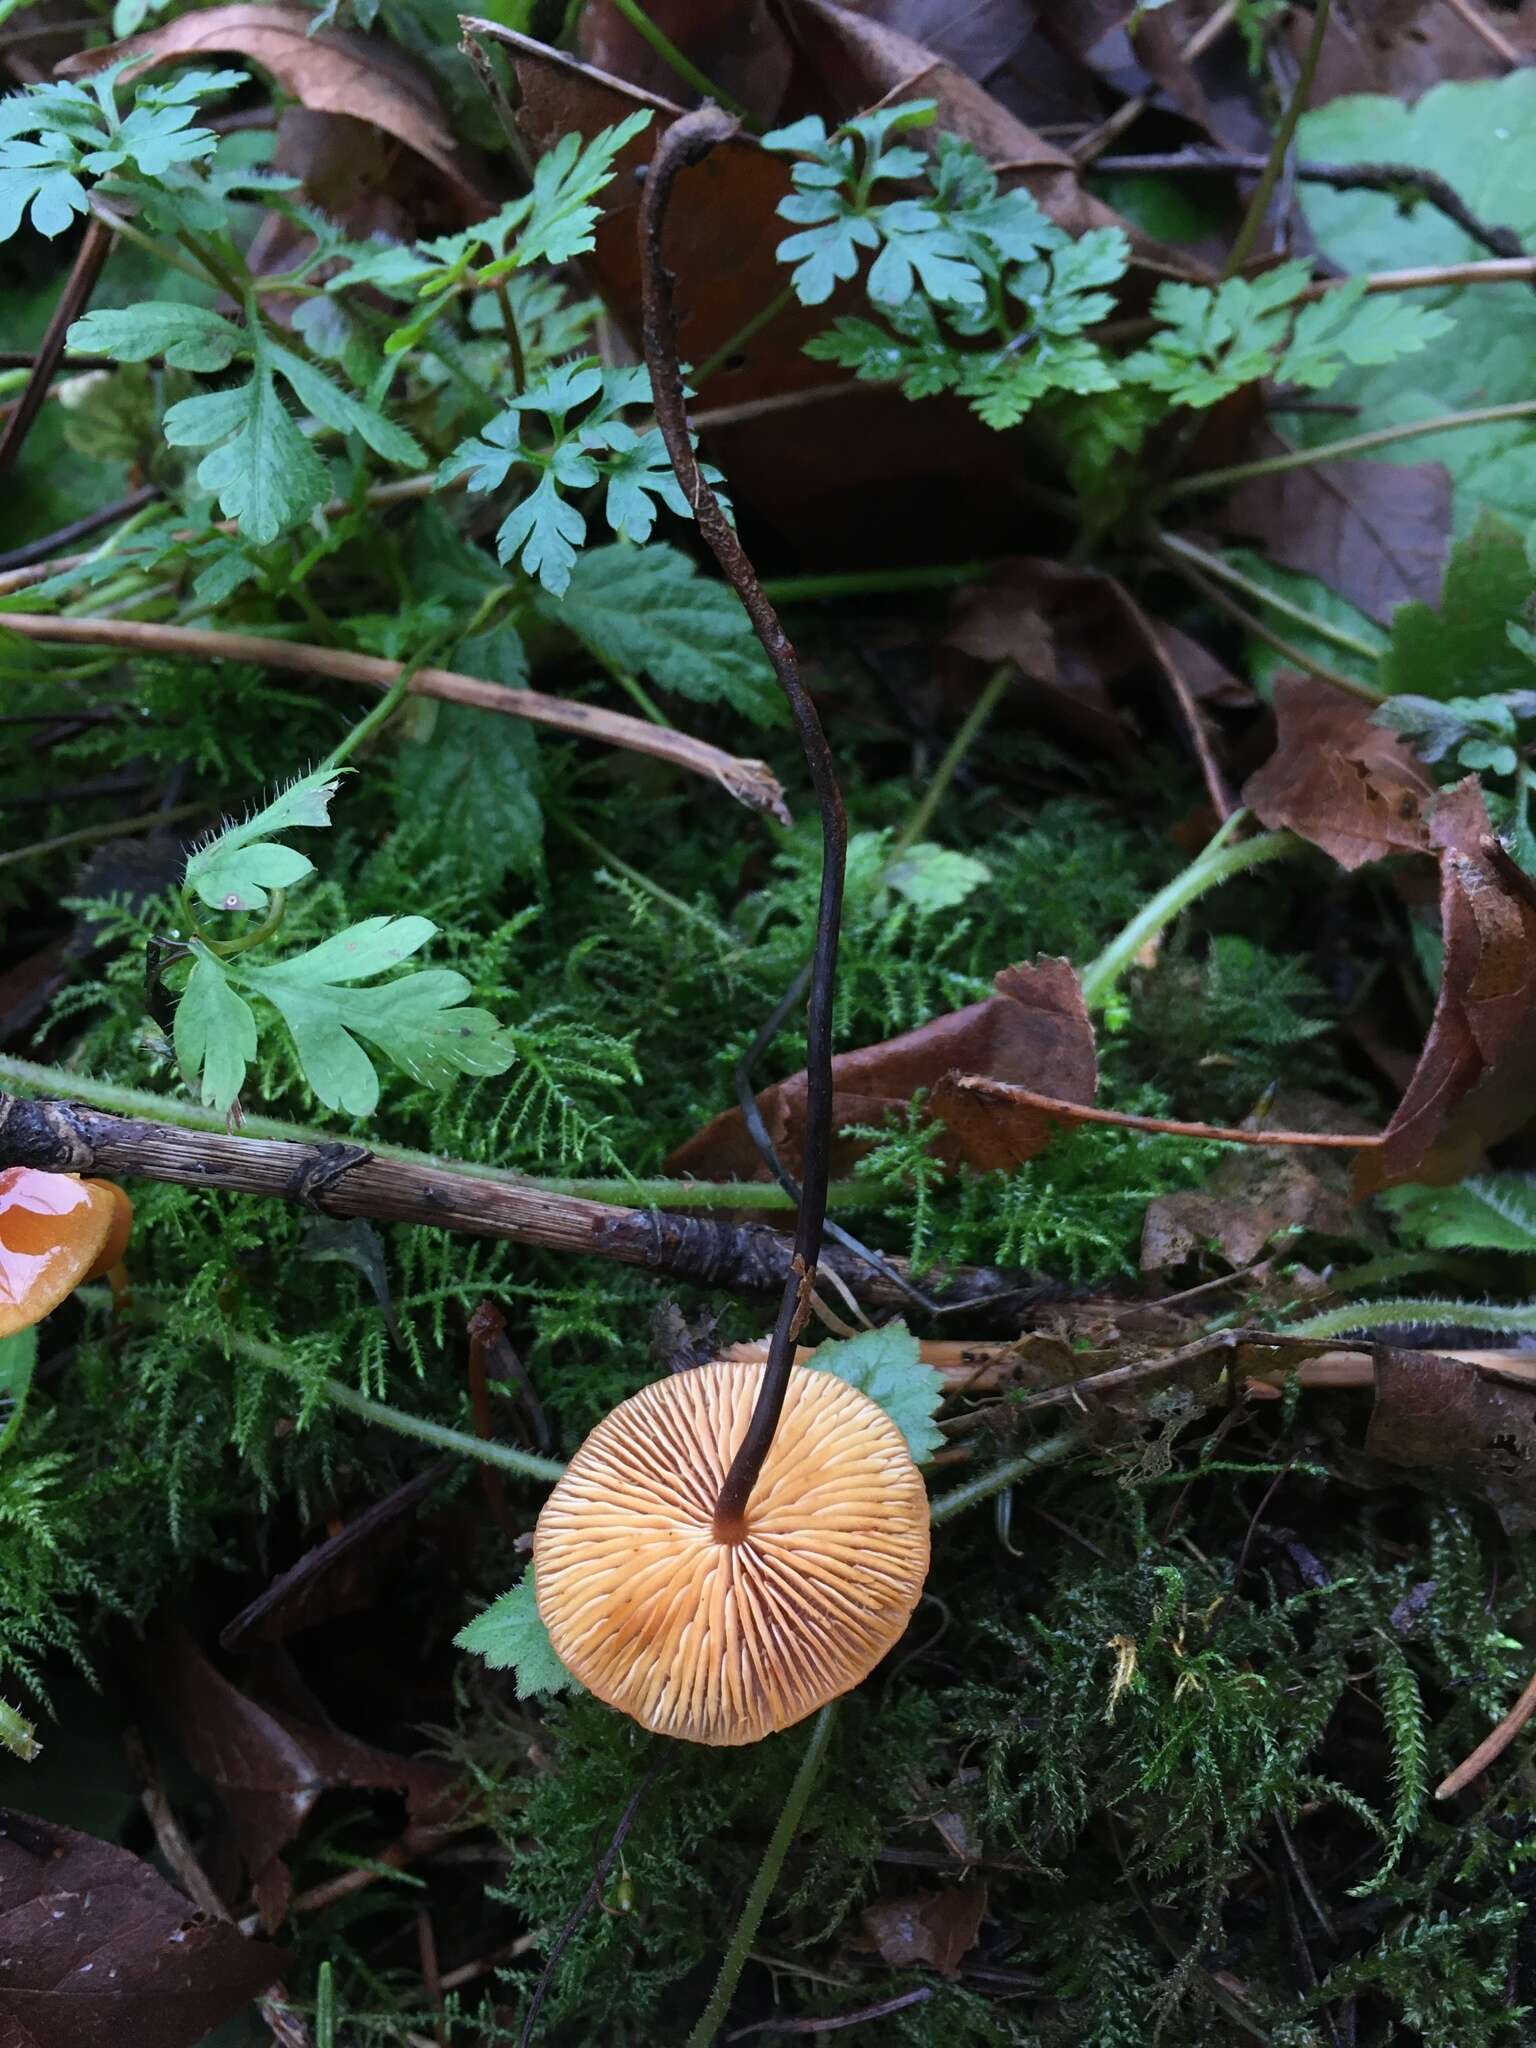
[{"left": 534, "top": 1361, "right": 931, "bottom": 1746}]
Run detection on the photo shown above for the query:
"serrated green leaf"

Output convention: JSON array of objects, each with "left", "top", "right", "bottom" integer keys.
[
  {"left": 455, "top": 1571, "right": 581, "bottom": 1699},
  {"left": 396, "top": 694, "right": 542, "bottom": 892},
  {"left": 543, "top": 544, "right": 783, "bottom": 725},
  {"left": 885, "top": 843, "right": 991, "bottom": 912},
  {"left": 1380, "top": 1174, "right": 1536, "bottom": 1253},
  {"left": 0, "top": 1328, "right": 38, "bottom": 1463},
  {"left": 233, "top": 916, "right": 513, "bottom": 1116},
  {"left": 66, "top": 300, "right": 241, "bottom": 371},
  {"left": 185, "top": 765, "right": 345, "bottom": 910},
  {"left": 173, "top": 945, "right": 258, "bottom": 1113},
  {"left": 1380, "top": 513, "right": 1535, "bottom": 702},
  {"left": 809, "top": 1320, "right": 944, "bottom": 1463}
]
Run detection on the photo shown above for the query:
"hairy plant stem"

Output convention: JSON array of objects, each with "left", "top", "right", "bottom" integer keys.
[
  {"left": 886, "top": 660, "right": 1015, "bottom": 867},
  {"left": 685, "top": 1705, "right": 837, "bottom": 2048},
  {"left": 1164, "top": 398, "right": 1536, "bottom": 503},
  {"left": 1283, "top": 1299, "right": 1536, "bottom": 1340},
  {"left": 1155, "top": 530, "right": 1383, "bottom": 663},
  {"left": 641, "top": 107, "right": 849, "bottom": 1539},
  {"left": 1079, "top": 813, "right": 1304, "bottom": 1011},
  {"left": 1224, "top": 0, "right": 1332, "bottom": 277},
  {"left": 604, "top": 0, "right": 750, "bottom": 119},
  {"left": 0, "top": 1053, "right": 885, "bottom": 1209},
  {"left": 928, "top": 1427, "right": 1083, "bottom": 1524}
]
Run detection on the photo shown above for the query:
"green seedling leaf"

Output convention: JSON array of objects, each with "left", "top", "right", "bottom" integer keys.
[
  {"left": 235, "top": 915, "right": 513, "bottom": 1117},
  {"left": 67, "top": 300, "right": 241, "bottom": 372},
  {"left": 173, "top": 946, "right": 259, "bottom": 1113},
  {"left": 1380, "top": 513, "right": 1536, "bottom": 703},
  {"left": 455, "top": 1571, "right": 581, "bottom": 1699},
  {"left": 0, "top": 1328, "right": 38, "bottom": 1463},
  {"left": 1381, "top": 1173, "right": 1536, "bottom": 1254},
  {"left": 884, "top": 844, "right": 991, "bottom": 913},
  {"left": 810, "top": 1320, "right": 944, "bottom": 1463},
  {"left": 396, "top": 699, "right": 543, "bottom": 891},
  {"left": 185, "top": 765, "right": 346, "bottom": 911}
]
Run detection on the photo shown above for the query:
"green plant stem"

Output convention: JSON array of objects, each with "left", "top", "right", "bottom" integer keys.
[
  {"left": 1155, "top": 531, "right": 1383, "bottom": 664},
  {"left": 103, "top": 1296, "right": 568, "bottom": 1480},
  {"left": 549, "top": 807, "right": 744, "bottom": 952},
  {"left": 1079, "top": 815, "right": 1304, "bottom": 1011},
  {"left": 1281, "top": 1299, "right": 1536, "bottom": 1340},
  {"left": 325, "top": 671, "right": 413, "bottom": 767},
  {"left": 694, "top": 283, "right": 796, "bottom": 386},
  {"left": 1224, "top": 0, "right": 1332, "bottom": 277},
  {"left": 1164, "top": 399, "right": 1536, "bottom": 503},
  {"left": 87, "top": 199, "right": 211, "bottom": 291},
  {"left": 0, "top": 799, "right": 207, "bottom": 872},
  {"left": 685, "top": 1705, "right": 836, "bottom": 2048},
  {"left": 886, "top": 660, "right": 1015, "bottom": 868},
  {"left": 494, "top": 281, "right": 527, "bottom": 394},
  {"left": 760, "top": 560, "right": 996, "bottom": 605},
  {"left": 929, "top": 1427, "right": 1083, "bottom": 1525},
  {"left": 0, "top": 1054, "right": 886, "bottom": 1210},
  {"left": 604, "top": 0, "right": 751, "bottom": 121},
  {"left": 177, "top": 228, "right": 247, "bottom": 306}
]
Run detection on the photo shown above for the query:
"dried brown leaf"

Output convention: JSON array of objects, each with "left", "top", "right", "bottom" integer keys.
[
  {"left": 667, "top": 959, "right": 1098, "bottom": 1180},
  {"left": 578, "top": 0, "right": 793, "bottom": 126},
  {"left": 1367, "top": 1347, "right": 1536, "bottom": 1532},
  {"left": 1242, "top": 674, "right": 1432, "bottom": 869},
  {"left": 1142, "top": 1145, "right": 1359, "bottom": 1272},
  {"left": 1221, "top": 455, "right": 1452, "bottom": 622},
  {"left": 0, "top": 1809, "right": 284, "bottom": 2048},
  {"left": 859, "top": 1881, "right": 987, "bottom": 1976},
  {"left": 150, "top": 1628, "right": 461, "bottom": 1930},
  {"left": 1358, "top": 780, "right": 1536, "bottom": 1192}
]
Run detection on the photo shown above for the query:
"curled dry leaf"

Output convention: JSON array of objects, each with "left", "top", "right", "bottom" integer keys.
[
  {"left": 0, "top": 1808, "right": 285, "bottom": 2048},
  {"left": 1358, "top": 780, "right": 1536, "bottom": 1193},
  {"left": 858, "top": 1881, "right": 987, "bottom": 1977},
  {"left": 1242, "top": 674, "right": 1433, "bottom": 869},
  {"left": 150, "top": 1627, "right": 461, "bottom": 1930},
  {"left": 667, "top": 958, "right": 1098, "bottom": 1182},
  {"left": 60, "top": 5, "right": 489, "bottom": 219},
  {"left": 1367, "top": 1348, "right": 1536, "bottom": 1533},
  {"left": 1220, "top": 452, "right": 1453, "bottom": 622}
]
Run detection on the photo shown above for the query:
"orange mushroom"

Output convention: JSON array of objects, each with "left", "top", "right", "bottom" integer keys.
[
  {"left": 0, "top": 1168, "right": 134, "bottom": 1337},
  {"left": 534, "top": 1361, "right": 930, "bottom": 1747}
]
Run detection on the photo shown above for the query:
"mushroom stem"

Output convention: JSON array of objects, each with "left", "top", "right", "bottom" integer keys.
[{"left": 639, "top": 107, "right": 849, "bottom": 1539}]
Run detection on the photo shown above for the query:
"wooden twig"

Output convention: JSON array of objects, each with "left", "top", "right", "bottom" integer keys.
[
  {"left": 639, "top": 106, "right": 849, "bottom": 1537},
  {"left": 0, "top": 216, "right": 112, "bottom": 478},
  {"left": 1442, "top": 0, "right": 1523, "bottom": 65},
  {"left": 123, "top": 1724, "right": 229, "bottom": 1920},
  {"left": 0, "top": 1090, "right": 1041, "bottom": 1312},
  {"left": 0, "top": 484, "right": 161, "bottom": 573},
  {"left": 952, "top": 1074, "right": 1383, "bottom": 1149},
  {"left": 1109, "top": 580, "right": 1234, "bottom": 818},
  {"left": 1435, "top": 1667, "right": 1536, "bottom": 1800},
  {"left": 0, "top": 612, "right": 789, "bottom": 820},
  {"left": 1074, "top": 0, "right": 1241, "bottom": 166}
]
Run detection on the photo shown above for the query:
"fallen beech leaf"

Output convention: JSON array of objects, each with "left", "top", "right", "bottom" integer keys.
[
  {"left": 1242, "top": 674, "right": 1432, "bottom": 870},
  {"left": 859, "top": 1881, "right": 986, "bottom": 1976},
  {"left": 0, "top": 1808, "right": 284, "bottom": 2047},
  {"left": 1143, "top": 1132, "right": 1360, "bottom": 1271},
  {"left": 59, "top": 6, "right": 489, "bottom": 217},
  {"left": 947, "top": 561, "right": 1134, "bottom": 756},
  {"left": 667, "top": 959, "right": 1098, "bottom": 1181},
  {"left": 1358, "top": 780, "right": 1536, "bottom": 1193},
  {"left": 151, "top": 1628, "right": 461, "bottom": 1929},
  {"left": 1221, "top": 454, "right": 1452, "bottom": 622},
  {"left": 1297, "top": 0, "right": 1533, "bottom": 107},
  {"left": 1367, "top": 1348, "right": 1536, "bottom": 1533}
]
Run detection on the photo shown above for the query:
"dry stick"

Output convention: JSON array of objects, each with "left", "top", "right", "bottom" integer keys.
[
  {"left": 0, "top": 1090, "right": 1023, "bottom": 1311},
  {"left": 1226, "top": 0, "right": 1332, "bottom": 277},
  {"left": 0, "top": 612, "right": 788, "bottom": 821},
  {"left": 0, "top": 216, "right": 111, "bottom": 479},
  {"left": 726, "top": 1986, "right": 934, "bottom": 2039},
  {"left": 952, "top": 1074, "right": 1384, "bottom": 1151},
  {"left": 639, "top": 105, "right": 849, "bottom": 1540},
  {"left": 123, "top": 1725, "right": 230, "bottom": 1920},
  {"left": 1442, "top": 0, "right": 1524, "bottom": 64},
  {"left": 1073, "top": 0, "right": 1241, "bottom": 166},
  {"left": 1435, "top": 1667, "right": 1536, "bottom": 1801},
  {"left": 0, "top": 483, "right": 161, "bottom": 573},
  {"left": 1110, "top": 580, "right": 1234, "bottom": 818}
]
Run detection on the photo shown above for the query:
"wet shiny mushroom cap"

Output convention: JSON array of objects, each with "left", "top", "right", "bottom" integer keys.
[
  {"left": 534, "top": 1360, "right": 930, "bottom": 1746},
  {"left": 0, "top": 1169, "right": 126, "bottom": 1338}
]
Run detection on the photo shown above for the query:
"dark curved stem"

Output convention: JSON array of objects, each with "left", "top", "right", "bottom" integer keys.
[
  {"left": 0, "top": 215, "right": 112, "bottom": 479},
  {"left": 638, "top": 107, "right": 849, "bottom": 1540}
]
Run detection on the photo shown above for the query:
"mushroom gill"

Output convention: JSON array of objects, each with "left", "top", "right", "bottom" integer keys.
[{"left": 534, "top": 1360, "right": 930, "bottom": 1746}]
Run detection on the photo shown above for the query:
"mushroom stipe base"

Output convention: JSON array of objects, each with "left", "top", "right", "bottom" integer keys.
[{"left": 534, "top": 1362, "right": 931, "bottom": 1747}]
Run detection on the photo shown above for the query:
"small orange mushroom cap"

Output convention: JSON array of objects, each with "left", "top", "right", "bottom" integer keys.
[
  {"left": 534, "top": 1361, "right": 930, "bottom": 1746},
  {"left": 0, "top": 1169, "right": 132, "bottom": 1337}
]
